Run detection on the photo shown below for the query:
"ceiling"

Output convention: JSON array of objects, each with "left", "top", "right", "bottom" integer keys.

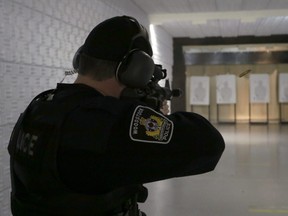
[
  {"left": 132, "top": 0, "right": 288, "bottom": 38},
  {"left": 131, "top": 0, "right": 288, "bottom": 52}
]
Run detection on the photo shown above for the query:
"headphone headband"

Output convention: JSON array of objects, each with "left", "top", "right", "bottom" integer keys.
[{"left": 123, "top": 16, "right": 152, "bottom": 56}]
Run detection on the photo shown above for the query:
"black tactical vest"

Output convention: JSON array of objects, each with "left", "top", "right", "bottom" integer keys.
[{"left": 8, "top": 89, "right": 142, "bottom": 216}]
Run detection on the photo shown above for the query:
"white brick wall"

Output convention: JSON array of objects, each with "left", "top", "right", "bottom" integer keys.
[{"left": 0, "top": 0, "right": 173, "bottom": 215}]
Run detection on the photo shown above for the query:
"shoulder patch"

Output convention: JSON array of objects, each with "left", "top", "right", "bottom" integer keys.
[{"left": 129, "top": 105, "right": 174, "bottom": 144}]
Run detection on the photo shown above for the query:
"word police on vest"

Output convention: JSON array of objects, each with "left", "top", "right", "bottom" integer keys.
[{"left": 16, "top": 130, "right": 38, "bottom": 157}]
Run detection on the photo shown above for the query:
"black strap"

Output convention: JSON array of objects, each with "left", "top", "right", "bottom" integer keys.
[{"left": 11, "top": 185, "right": 142, "bottom": 216}]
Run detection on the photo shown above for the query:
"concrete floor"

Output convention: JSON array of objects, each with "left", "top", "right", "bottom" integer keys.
[{"left": 140, "top": 123, "right": 288, "bottom": 216}]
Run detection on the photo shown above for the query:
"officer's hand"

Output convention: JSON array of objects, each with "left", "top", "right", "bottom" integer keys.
[{"left": 160, "top": 100, "right": 170, "bottom": 115}]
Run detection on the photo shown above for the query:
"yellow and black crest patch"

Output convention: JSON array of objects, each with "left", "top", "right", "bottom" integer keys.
[{"left": 130, "top": 106, "right": 174, "bottom": 144}]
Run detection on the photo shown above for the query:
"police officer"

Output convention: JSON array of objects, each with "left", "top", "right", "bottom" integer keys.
[{"left": 8, "top": 16, "right": 225, "bottom": 216}]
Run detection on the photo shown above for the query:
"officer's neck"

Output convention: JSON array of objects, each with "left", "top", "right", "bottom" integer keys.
[{"left": 74, "top": 74, "right": 125, "bottom": 98}]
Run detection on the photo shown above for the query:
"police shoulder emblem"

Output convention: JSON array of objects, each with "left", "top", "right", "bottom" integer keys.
[{"left": 129, "top": 105, "right": 174, "bottom": 144}]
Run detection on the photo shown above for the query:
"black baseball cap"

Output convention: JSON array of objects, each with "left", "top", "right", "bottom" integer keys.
[{"left": 81, "top": 16, "right": 153, "bottom": 61}]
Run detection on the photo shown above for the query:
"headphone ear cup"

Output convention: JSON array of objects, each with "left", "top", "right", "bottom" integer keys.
[
  {"left": 116, "top": 50, "right": 154, "bottom": 88},
  {"left": 73, "top": 46, "right": 83, "bottom": 70}
]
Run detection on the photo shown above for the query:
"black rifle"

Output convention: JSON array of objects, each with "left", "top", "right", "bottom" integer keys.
[{"left": 121, "top": 65, "right": 182, "bottom": 110}]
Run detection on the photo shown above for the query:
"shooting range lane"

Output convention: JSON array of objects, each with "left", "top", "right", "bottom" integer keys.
[{"left": 140, "top": 123, "right": 288, "bottom": 216}]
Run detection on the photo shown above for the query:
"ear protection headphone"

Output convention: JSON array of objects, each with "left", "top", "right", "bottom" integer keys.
[
  {"left": 115, "top": 16, "right": 154, "bottom": 88},
  {"left": 73, "top": 16, "right": 155, "bottom": 88}
]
